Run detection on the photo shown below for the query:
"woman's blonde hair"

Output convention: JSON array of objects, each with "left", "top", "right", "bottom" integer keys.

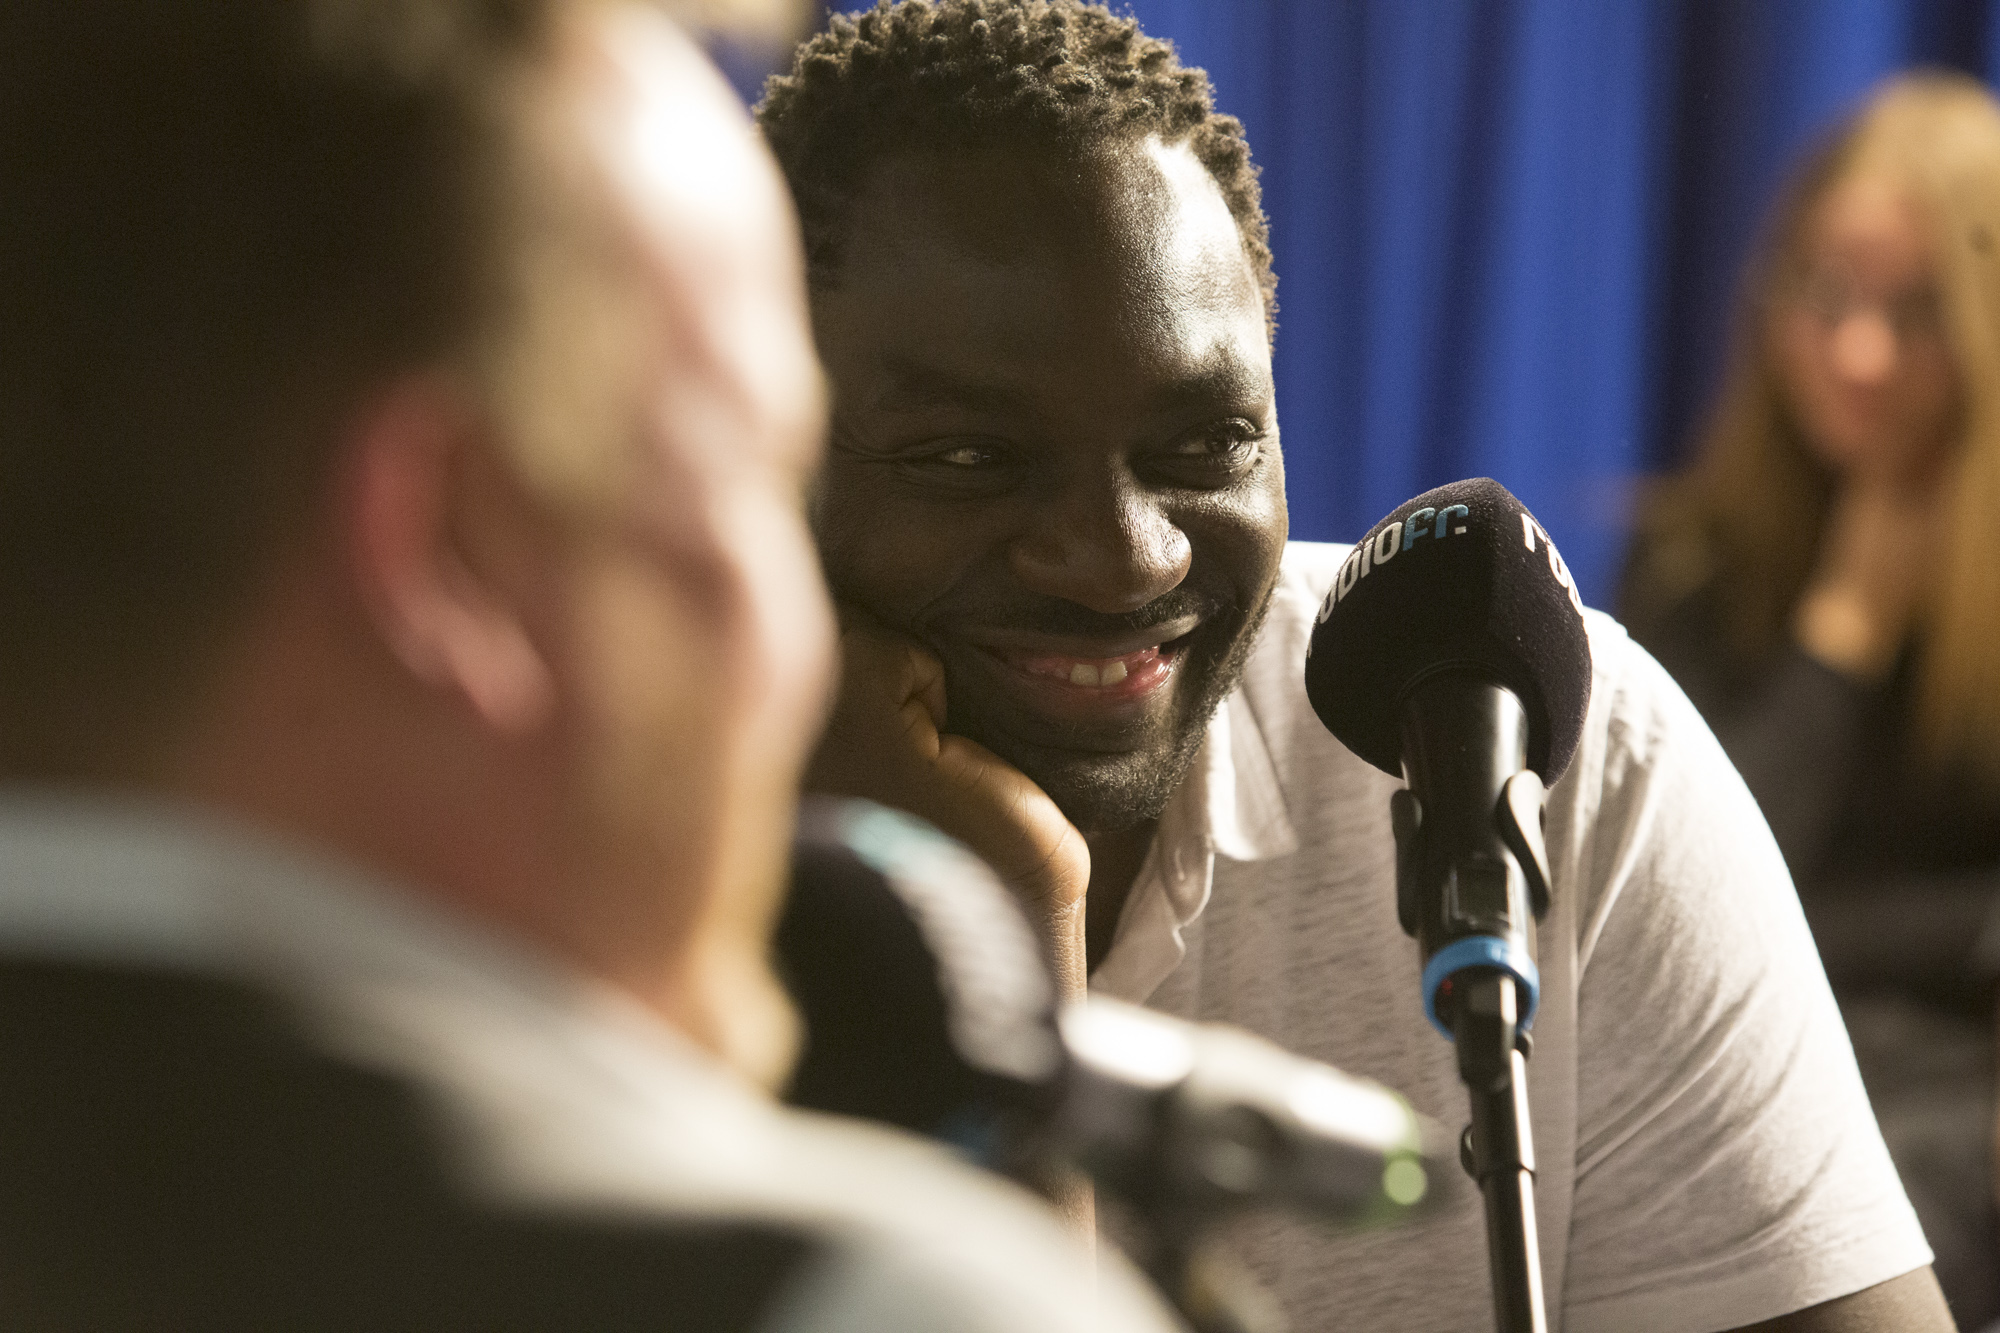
[{"left": 1632, "top": 71, "right": 2000, "bottom": 786}]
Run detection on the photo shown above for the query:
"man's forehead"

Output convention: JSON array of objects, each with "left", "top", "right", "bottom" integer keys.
[
  {"left": 820, "top": 135, "right": 1269, "bottom": 406},
  {"left": 842, "top": 135, "right": 1248, "bottom": 284}
]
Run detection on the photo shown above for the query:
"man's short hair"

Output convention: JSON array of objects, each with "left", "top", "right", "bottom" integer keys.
[
  {"left": 755, "top": 0, "right": 1276, "bottom": 325},
  {"left": 0, "top": 1, "right": 563, "bottom": 776}
]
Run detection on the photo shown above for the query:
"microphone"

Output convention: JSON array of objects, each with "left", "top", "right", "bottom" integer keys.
[
  {"left": 1301, "top": 477, "right": 1591, "bottom": 1333},
  {"left": 1302, "top": 477, "right": 1591, "bottom": 1037},
  {"left": 776, "top": 797, "right": 1450, "bottom": 1229}
]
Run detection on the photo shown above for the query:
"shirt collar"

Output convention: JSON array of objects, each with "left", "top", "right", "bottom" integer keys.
[
  {"left": 0, "top": 789, "right": 586, "bottom": 1008},
  {"left": 1205, "top": 685, "right": 1300, "bottom": 864},
  {"left": 1090, "top": 684, "right": 1298, "bottom": 1002}
]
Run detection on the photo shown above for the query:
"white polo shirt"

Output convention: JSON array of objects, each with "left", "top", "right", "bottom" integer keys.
[{"left": 1094, "top": 541, "right": 1930, "bottom": 1333}]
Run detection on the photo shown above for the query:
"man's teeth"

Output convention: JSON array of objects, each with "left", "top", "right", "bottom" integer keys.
[
  {"left": 1067, "top": 661, "right": 1131, "bottom": 687},
  {"left": 1008, "top": 645, "right": 1167, "bottom": 687}
]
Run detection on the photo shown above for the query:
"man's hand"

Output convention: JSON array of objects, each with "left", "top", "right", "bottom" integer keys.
[{"left": 806, "top": 615, "right": 1092, "bottom": 1001}]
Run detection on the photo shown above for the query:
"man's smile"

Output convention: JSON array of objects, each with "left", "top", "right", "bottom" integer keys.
[
  {"left": 944, "top": 617, "right": 1209, "bottom": 731},
  {"left": 1000, "top": 642, "right": 1179, "bottom": 690}
]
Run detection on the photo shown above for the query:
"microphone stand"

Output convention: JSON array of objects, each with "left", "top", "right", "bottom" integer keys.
[
  {"left": 1452, "top": 973, "right": 1546, "bottom": 1333},
  {"left": 1393, "top": 673, "right": 1552, "bottom": 1333}
]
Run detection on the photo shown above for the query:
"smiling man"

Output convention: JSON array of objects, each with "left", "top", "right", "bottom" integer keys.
[
  {"left": 810, "top": 134, "right": 1282, "bottom": 845},
  {"left": 762, "top": 3, "right": 1954, "bottom": 1330}
]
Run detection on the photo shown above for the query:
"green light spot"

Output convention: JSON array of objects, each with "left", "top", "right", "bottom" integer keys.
[{"left": 1383, "top": 1158, "right": 1428, "bottom": 1206}]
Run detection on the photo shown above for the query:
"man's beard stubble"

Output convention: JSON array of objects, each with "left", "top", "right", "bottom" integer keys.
[{"left": 942, "top": 585, "right": 1275, "bottom": 836}]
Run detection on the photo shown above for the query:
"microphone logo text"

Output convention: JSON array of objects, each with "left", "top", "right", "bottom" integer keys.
[
  {"left": 1321, "top": 504, "right": 1471, "bottom": 619},
  {"left": 1316, "top": 503, "right": 1585, "bottom": 624},
  {"left": 1518, "top": 513, "right": 1585, "bottom": 617}
]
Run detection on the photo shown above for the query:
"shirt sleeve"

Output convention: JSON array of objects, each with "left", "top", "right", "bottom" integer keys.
[{"left": 1553, "top": 623, "right": 1931, "bottom": 1333}]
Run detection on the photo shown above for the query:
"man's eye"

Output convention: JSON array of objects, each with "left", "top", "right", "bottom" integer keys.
[
  {"left": 1161, "top": 423, "right": 1263, "bottom": 473},
  {"left": 892, "top": 438, "right": 1017, "bottom": 494},
  {"left": 930, "top": 442, "right": 1002, "bottom": 467}
]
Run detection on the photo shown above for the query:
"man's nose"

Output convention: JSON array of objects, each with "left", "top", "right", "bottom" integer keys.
[
  {"left": 1829, "top": 309, "right": 1899, "bottom": 385},
  {"left": 1007, "top": 476, "right": 1192, "bottom": 614}
]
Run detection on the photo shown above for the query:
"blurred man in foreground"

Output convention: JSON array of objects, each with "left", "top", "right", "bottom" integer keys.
[
  {"left": 0, "top": 3, "right": 1176, "bottom": 1329},
  {"left": 764, "top": 1, "right": 1954, "bottom": 1328}
]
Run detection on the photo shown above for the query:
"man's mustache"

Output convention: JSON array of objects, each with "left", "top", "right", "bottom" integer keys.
[{"left": 936, "top": 584, "right": 1237, "bottom": 641}]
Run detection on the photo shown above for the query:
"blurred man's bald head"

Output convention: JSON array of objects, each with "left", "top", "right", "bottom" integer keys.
[{"left": 0, "top": 0, "right": 834, "bottom": 1075}]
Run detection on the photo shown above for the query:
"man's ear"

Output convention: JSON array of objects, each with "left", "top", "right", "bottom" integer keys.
[{"left": 342, "top": 376, "right": 557, "bottom": 735}]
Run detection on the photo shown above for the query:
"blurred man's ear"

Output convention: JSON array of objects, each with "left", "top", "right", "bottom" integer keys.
[{"left": 343, "top": 377, "right": 558, "bottom": 736}]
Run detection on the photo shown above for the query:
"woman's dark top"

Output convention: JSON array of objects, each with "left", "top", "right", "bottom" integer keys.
[
  {"left": 1623, "top": 540, "right": 2000, "bottom": 1321},
  {"left": 1624, "top": 558, "right": 2000, "bottom": 1007}
]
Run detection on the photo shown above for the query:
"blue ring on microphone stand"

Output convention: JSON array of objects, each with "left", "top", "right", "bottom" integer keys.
[{"left": 1422, "top": 935, "right": 1540, "bottom": 1040}]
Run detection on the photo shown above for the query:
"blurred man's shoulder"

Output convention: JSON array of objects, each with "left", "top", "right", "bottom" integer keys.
[
  {"left": 0, "top": 954, "right": 1173, "bottom": 1333},
  {"left": 749, "top": 1111, "right": 1180, "bottom": 1333}
]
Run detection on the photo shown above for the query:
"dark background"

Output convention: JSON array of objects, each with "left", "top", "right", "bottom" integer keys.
[{"left": 721, "top": 1, "right": 2000, "bottom": 608}]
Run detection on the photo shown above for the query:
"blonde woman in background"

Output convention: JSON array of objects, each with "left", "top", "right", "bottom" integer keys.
[{"left": 1622, "top": 72, "right": 2000, "bottom": 1326}]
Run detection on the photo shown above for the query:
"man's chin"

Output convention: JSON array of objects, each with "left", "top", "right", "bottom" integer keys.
[
  {"left": 941, "top": 685, "right": 1213, "bottom": 834},
  {"left": 942, "top": 582, "right": 1274, "bottom": 836},
  {"left": 1007, "top": 733, "right": 1209, "bottom": 836}
]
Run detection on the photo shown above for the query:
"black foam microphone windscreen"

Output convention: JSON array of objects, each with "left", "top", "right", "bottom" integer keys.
[
  {"left": 1303, "top": 477, "right": 1592, "bottom": 783},
  {"left": 778, "top": 797, "right": 1060, "bottom": 1159}
]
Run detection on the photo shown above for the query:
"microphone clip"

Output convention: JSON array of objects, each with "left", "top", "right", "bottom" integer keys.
[
  {"left": 1392, "top": 771, "right": 1550, "bottom": 938},
  {"left": 1387, "top": 674, "right": 1554, "bottom": 1042}
]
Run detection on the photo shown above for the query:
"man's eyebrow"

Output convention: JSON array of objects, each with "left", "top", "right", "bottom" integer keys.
[
  {"left": 1145, "top": 360, "right": 1273, "bottom": 413},
  {"left": 868, "top": 362, "right": 1036, "bottom": 415},
  {"left": 868, "top": 357, "right": 1271, "bottom": 417}
]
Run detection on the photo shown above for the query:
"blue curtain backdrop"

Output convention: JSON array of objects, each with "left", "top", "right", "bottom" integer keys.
[
  {"left": 1120, "top": 0, "right": 2000, "bottom": 607},
  {"left": 728, "top": 3, "right": 2000, "bottom": 607}
]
